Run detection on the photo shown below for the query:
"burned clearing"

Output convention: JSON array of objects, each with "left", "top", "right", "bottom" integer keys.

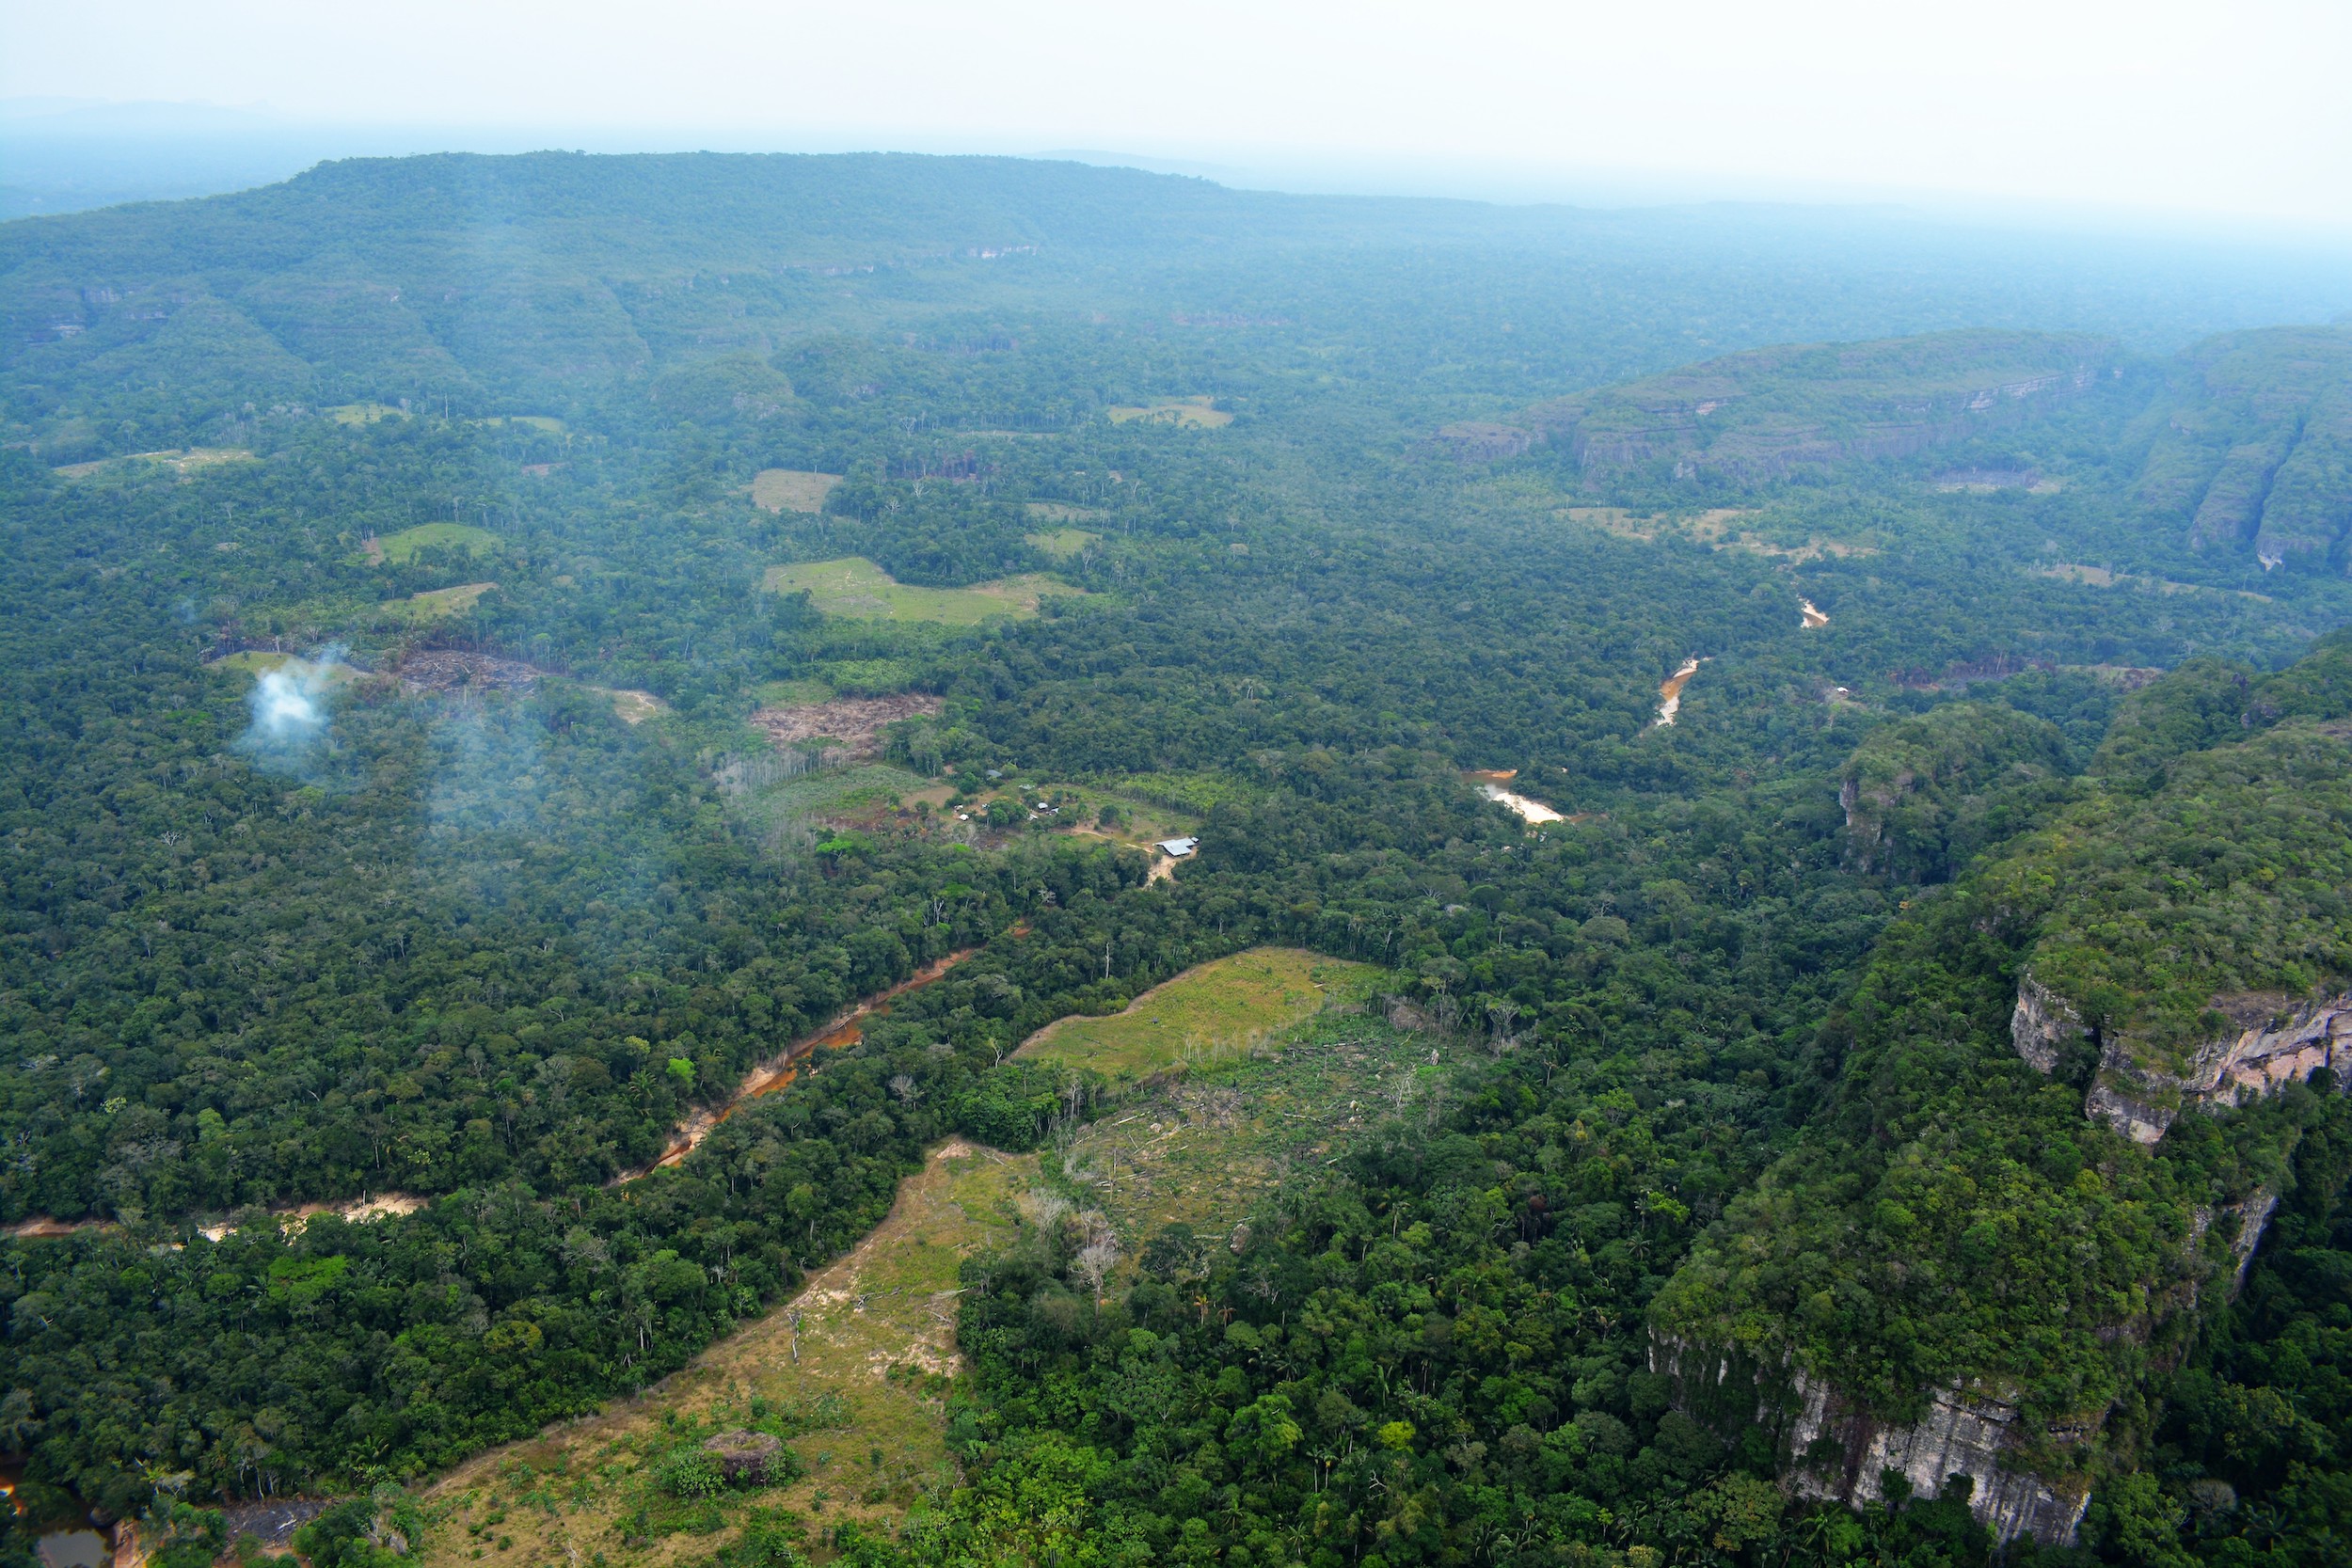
[
  {"left": 393, "top": 648, "right": 544, "bottom": 694},
  {"left": 749, "top": 692, "right": 942, "bottom": 760}
]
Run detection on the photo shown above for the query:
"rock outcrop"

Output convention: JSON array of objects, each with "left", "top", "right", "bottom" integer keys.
[
  {"left": 2137, "top": 326, "right": 2352, "bottom": 570},
  {"left": 1647, "top": 1339, "right": 2089, "bottom": 1545},
  {"left": 1782, "top": 1372, "right": 2090, "bottom": 1545},
  {"left": 2008, "top": 976, "right": 2084, "bottom": 1076},
  {"left": 1652, "top": 1180, "right": 2280, "bottom": 1548},
  {"left": 2191, "top": 992, "right": 2352, "bottom": 1106},
  {"left": 2010, "top": 980, "right": 2352, "bottom": 1144}
]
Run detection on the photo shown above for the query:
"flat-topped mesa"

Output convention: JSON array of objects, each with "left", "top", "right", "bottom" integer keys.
[
  {"left": 2010, "top": 978, "right": 2352, "bottom": 1143},
  {"left": 1524, "top": 330, "right": 2117, "bottom": 483}
]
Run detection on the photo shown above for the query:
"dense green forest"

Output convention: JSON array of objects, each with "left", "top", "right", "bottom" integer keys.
[{"left": 2, "top": 153, "right": 2349, "bottom": 1568}]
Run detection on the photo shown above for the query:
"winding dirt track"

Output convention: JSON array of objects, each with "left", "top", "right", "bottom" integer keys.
[
  {"left": 614, "top": 948, "right": 979, "bottom": 1181},
  {"left": 8, "top": 955, "right": 986, "bottom": 1238}
]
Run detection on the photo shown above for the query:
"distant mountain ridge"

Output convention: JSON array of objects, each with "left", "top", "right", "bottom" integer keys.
[
  {"left": 1438, "top": 320, "right": 2352, "bottom": 574},
  {"left": 0, "top": 151, "right": 1580, "bottom": 421},
  {"left": 1522, "top": 329, "right": 2120, "bottom": 482}
]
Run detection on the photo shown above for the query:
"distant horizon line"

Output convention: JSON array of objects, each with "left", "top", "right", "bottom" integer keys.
[{"left": 5, "top": 99, "right": 2351, "bottom": 250}]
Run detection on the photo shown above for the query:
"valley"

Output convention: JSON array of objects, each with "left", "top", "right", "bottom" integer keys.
[{"left": 1, "top": 150, "right": 2348, "bottom": 1568}]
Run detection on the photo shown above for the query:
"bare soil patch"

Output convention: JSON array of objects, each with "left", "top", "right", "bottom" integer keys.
[
  {"left": 603, "top": 688, "right": 668, "bottom": 723},
  {"left": 750, "top": 692, "right": 942, "bottom": 760},
  {"left": 394, "top": 649, "right": 543, "bottom": 694}
]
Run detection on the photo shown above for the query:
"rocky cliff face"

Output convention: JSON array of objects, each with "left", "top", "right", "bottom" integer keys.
[
  {"left": 1647, "top": 1340, "right": 2089, "bottom": 1545},
  {"left": 2010, "top": 980, "right": 2352, "bottom": 1143},
  {"left": 2138, "top": 326, "right": 2352, "bottom": 570},
  {"left": 2008, "top": 975, "right": 2083, "bottom": 1076},
  {"left": 1781, "top": 1372, "right": 2090, "bottom": 1545},
  {"left": 1654, "top": 1181, "right": 2280, "bottom": 1545}
]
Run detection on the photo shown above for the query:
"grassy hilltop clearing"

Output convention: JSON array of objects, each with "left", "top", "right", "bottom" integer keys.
[
  {"left": 760, "top": 557, "right": 1085, "bottom": 625},
  {"left": 2, "top": 151, "right": 2351, "bottom": 1568}
]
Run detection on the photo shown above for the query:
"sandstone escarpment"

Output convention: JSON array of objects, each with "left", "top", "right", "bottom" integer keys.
[
  {"left": 1524, "top": 333, "right": 2115, "bottom": 484},
  {"left": 1647, "top": 1339, "right": 2089, "bottom": 1545},
  {"left": 1782, "top": 1372, "right": 2090, "bottom": 1545},
  {"left": 1651, "top": 1174, "right": 2280, "bottom": 1550},
  {"left": 2010, "top": 981, "right": 2352, "bottom": 1143},
  {"left": 2008, "top": 975, "right": 2084, "bottom": 1076}
]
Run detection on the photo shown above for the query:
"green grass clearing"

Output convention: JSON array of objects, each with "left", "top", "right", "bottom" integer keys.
[
  {"left": 1104, "top": 770, "right": 1258, "bottom": 816},
  {"left": 2032, "top": 562, "right": 2273, "bottom": 602},
  {"left": 472, "top": 414, "right": 566, "bottom": 433},
  {"left": 207, "top": 650, "right": 364, "bottom": 685},
  {"left": 419, "top": 1142, "right": 1035, "bottom": 1568},
  {"left": 761, "top": 558, "right": 1085, "bottom": 625},
  {"left": 54, "top": 447, "right": 256, "bottom": 480},
  {"left": 734, "top": 763, "right": 926, "bottom": 837},
  {"left": 1023, "top": 502, "right": 1106, "bottom": 524},
  {"left": 360, "top": 522, "right": 501, "bottom": 564},
  {"left": 1018, "top": 947, "right": 1384, "bottom": 1082},
  {"left": 752, "top": 469, "right": 843, "bottom": 513},
  {"left": 1023, "top": 527, "right": 1102, "bottom": 560},
  {"left": 326, "top": 402, "right": 407, "bottom": 425},
  {"left": 1052, "top": 1011, "right": 1451, "bottom": 1251},
  {"left": 754, "top": 678, "right": 835, "bottom": 707},
  {"left": 380, "top": 581, "right": 497, "bottom": 623},
  {"left": 597, "top": 688, "right": 669, "bottom": 724},
  {"left": 1105, "top": 396, "right": 1233, "bottom": 428}
]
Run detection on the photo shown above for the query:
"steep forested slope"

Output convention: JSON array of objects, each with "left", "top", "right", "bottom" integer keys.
[
  {"left": 2138, "top": 327, "right": 2352, "bottom": 569},
  {"left": 1653, "top": 637, "right": 2352, "bottom": 1543}
]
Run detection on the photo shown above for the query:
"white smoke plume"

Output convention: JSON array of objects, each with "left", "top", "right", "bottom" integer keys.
[{"left": 237, "top": 647, "right": 345, "bottom": 769}]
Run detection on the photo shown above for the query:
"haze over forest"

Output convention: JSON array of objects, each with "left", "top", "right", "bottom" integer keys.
[{"left": 2, "top": 9, "right": 2350, "bottom": 1568}]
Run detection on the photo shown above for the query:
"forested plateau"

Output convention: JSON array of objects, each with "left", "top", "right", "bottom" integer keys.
[{"left": 2, "top": 153, "right": 2350, "bottom": 1568}]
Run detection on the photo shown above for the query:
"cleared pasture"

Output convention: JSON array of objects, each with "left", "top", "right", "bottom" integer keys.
[
  {"left": 752, "top": 468, "right": 844, "bottom": 513},
  {"left": 1055, "top": 1011, "right": 1451, "bottom": 1249},
  {"left": 54, "top": 447, "right": 256, "bottom": 480},
  {"left": 326, "top": 402, "right": 407, "bottom": 425},
  {"left": 361, "top": 522, "right": 501, "bottom": 564},
  {"left": 1105, "top": 395, "right": 1232, "bottom": 428},
  {"left": 207, "top": 650, "right": 363, "bottom": 685},
  {"left": 1016, "top": 947, "right": 1382, "bottom": 1082},
  {"left": 599, "top": 688, "right": 669, "bottom": 724},
  {"left": 761, "top": 557, "right": 1083, "bottom": 624},
  {"left": 380, "top": 581, "right": 497, "bottom": 623},
  {"left": 1023, "top": 527, "right": 1101, "bottom": 559},
  {"left": 418, "top": 1143, "right": 1033, "bottom": 1568}
]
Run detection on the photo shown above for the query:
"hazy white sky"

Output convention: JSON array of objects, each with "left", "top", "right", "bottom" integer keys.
[{"left": 7, "top": 0, "right": 2349, "bottom": 228}]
